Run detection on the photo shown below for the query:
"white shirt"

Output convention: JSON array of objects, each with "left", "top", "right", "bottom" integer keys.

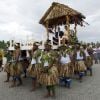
[
  {"left": 84, "top": 50, "right": 89, "bottom": 57},
  {"left": 93, "top": 48, "right": 97, "bottom": 54},
  {"left": 77, "top": 51, "right": 83, "bottom": 60},
  {"left": 2, "top": 57, "right": 7, "bottom": 68},
  {"left": 60, "top": 54, "right": 71, "bottom": 64},
  {"left": 37, "top": 56, "right": 41, "bottom": 63},
  {"left": 31, "top": 58, "right": 36, "bottom": 64},
  {"left": 44, "top": 61, "right": 49, "bottom": 67}
]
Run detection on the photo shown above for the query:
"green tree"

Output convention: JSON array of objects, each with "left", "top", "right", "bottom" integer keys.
[{"left": 0, "top": 40, "right": 7, "bottom": 49}]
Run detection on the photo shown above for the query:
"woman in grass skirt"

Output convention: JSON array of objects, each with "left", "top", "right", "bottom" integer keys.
[
  {"left": 39, "top": 42, "right": 58, "bottom": 98},
  {"left": 35, "top": 49, "right": 43, "bottom": 85},
  {"left": 4, "top": 50, "right": 13, "bottom": 82},
  {"left": 74, "top": 45, "right": 87, "bottom": 80},
  {"left": 10, "top": 44, "right": 23, "bottom": 87},
  {"left": 83, "top": 45, "right": 93, "bottom": 76},
  {"left": 59, "top": 46, "right": 72, "bottom": 83},
  {"left": 27, "top": 43, "right": 42, "bottom": 91}
]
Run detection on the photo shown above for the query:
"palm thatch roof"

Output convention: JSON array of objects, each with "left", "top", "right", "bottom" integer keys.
[{"left": 39, "top": 2, "right": 86, "bottom": 28}]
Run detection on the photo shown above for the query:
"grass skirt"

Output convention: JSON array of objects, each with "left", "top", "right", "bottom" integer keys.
[
  {"left": 75, "top": 61, "right": 86, "bottom": 72},
  {"left": 4, "top": 63, "right": 11, "bottom": 73},
  {"left": 59, "top": 63, "right": 72, "bottom": 77},
  {"left": 85, "top": 56, "right": 93, "bottom": 68},
  {"left": 39, "top": 65, "right": 58, "bottom": 86},
  {"left": 27, "top": 64, "right": 37, "bottom": 78},
  {"left": 10, "top": 62, "right": 23, "bottom": 77}
]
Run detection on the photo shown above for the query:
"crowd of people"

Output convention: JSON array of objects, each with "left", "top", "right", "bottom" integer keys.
[
  {"left": 0, "top": 41, "right": 100, "bottom": 98},
  {"left": 93, "top": 45, "right": 100, "bottom": 64}
]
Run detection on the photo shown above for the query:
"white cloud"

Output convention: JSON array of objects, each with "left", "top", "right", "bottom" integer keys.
[{"left": 0, "top": 0, "right": 100, "bottom": 42}]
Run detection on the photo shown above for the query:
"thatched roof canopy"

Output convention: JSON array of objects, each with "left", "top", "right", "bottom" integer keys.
[{"left": 39, "top": 2, "right": 86, "bottom": 28}]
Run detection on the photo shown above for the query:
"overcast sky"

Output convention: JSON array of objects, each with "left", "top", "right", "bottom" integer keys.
[{"left": 0, "top": 0, "right": 100, "bottom": 42}]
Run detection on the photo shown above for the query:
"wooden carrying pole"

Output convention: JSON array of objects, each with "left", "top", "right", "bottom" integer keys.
[
  {"left": 74, "top": 16, "right": 77, "bottom": 35},
  {"left": 74, "top": 22, "right": 77, "bottom": 35},
  {"left": 66, "top": 15, "right": 70, "bottom": 35},
  {"left": 46, "top": 21, "right": 49, "bottom": 40}
]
